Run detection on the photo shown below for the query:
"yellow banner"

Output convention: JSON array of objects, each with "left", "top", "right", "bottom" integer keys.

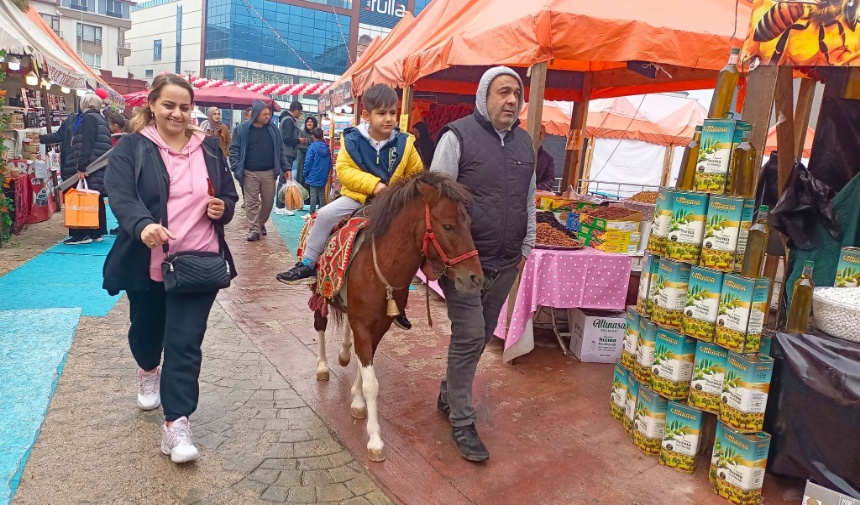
[{"left": 743, "top": 0, "right": 860, "bottom": 66}]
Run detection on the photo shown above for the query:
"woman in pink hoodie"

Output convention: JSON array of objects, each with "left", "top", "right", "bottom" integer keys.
[{"left": 103, "top": 74, "right": 238, "bottom": 463}]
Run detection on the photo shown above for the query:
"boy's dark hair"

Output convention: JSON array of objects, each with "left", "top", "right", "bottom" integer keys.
[
  {"left": 312, "top": 128, "right": 324, "bottom": 140},
  {"left": 108, "top": 113, "right": 126, "bottom": 129},
  {"left": 362, "top": 84, "right": 398, "bottom": 112},
  {"left": 290, "top": 101, "right": 303, "bottom": 112}
]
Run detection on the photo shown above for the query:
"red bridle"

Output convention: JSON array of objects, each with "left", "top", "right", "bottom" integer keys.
[{"left": 421, "top": 203, "right": 478, "bottom": 276}]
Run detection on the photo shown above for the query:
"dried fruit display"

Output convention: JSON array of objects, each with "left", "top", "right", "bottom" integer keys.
[
  {"left": 537, "top": 222, "right": 582, "bottom": 248},
  {"left": 629, "top": 191, "right": 659, "bottom": 203},
  {"left": 587, "top": 206, "right": 639, "bottom": 220}
]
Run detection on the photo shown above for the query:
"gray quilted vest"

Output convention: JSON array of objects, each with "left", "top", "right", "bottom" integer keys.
[{"left": 441, "top": 112, "right": 534, "bottom": 271}]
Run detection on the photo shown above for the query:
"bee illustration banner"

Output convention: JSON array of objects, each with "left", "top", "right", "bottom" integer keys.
[{"left": 743, "top": 0, "right": 860, "bottom": 66}]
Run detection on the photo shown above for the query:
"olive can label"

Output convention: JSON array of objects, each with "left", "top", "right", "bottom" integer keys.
[
  {"left": 715, "top": 275, "right": 770, "bottom": 354},
  {"left": 666, "top": 191, "right": 709, "bottom": 264},
  {"left": 611, "top": 361, "right": 628, "bottom": 422},
  {"left": 682, "top": 266, "right": 724, "bottom": 342},
  {"left": 648, "top": 188, "right": 674, "bottom": 256},
  {"left": 835, "top": 247, "right": 860, "bottom": 287},
  {"left": 637, "top": 252, "right": 660, "bottom": 317},
  {"left": 733, "top": 199, "right": 756, "bottom": 273},
  {"left": 700, "top": 195, "right": 744, "bottom": 272},
  {"left": 624, "top": 374, "right": 641, "bottom": 434},
  {"left": 651, "top": 328, "right": 696, "bottom": 400},
  {"left": 653, "top": 258, "right": 692, "bottom": 329},
  {"left": 713, "top": 424, "right": 772, "bottom": 504},
  {"left": 623, "top": 307, "right": 640, "bottom": 370},
  {"left": 694, "top": 120, "right": 737, "bottom": 193},
  {"left": 689, "top": 341, "right": 728, "bottom": 414},
  {"left": 720, "top": 352, "right": 774, "bottom": 433},
  {"left": 633, "top": 386, "right": 668, "bottom": 455},
  {"left": 659, "top": 401, "right": 704, "bottom": 473},
  {"left": 635, "top": 317, "right": 657, "bottom": 383}
]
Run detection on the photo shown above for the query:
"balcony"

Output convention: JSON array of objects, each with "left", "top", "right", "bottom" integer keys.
[
  {"left": 118, "top": 43, "right": 131, "bottom": 58},
  {"left": 70, "top": 2, "right": 89, "bottom": 11},
  {"left": 106, "top": 10, "right": 124, "bottom": 18},
  {"left": 77, "top": 36, "right": 102, "bottom": 47}
]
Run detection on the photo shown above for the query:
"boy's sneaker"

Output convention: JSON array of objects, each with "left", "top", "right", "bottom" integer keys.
[
  {"left": 394, "top": 313, "right": 412, "bottom": 330},
  {"left": 91, "top": 236, "right": 104, "bottom": 242},
  {"left": 276, "top": 262, "right": 316, "bottom": 285},
  {"left": 161, "top": 417, "right": 200, "bottom": 463},
  {"left": 137, "top": 367, "right": 161, "bottom": 410},
  {"left": 63, "top": 236, "right": 92, "bottom": 245},
  {"left": 285, "top": 210, "right": 296, "bottom": 216}
]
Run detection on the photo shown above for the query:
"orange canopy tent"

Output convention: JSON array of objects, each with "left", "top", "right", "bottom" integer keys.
[
  {"left": 353, "top": 0, "right": 751, "bottom": 101},
  {"left": 765, "top": 125, "right": 814, "bottom": 158},
  {"left": 518, "top": 103, "right": 572, "bottom": 136}
]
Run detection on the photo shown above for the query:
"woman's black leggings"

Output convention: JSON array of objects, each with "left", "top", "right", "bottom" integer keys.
[{"left": 126, "top": 281, "right": 218, "bottom": 421}]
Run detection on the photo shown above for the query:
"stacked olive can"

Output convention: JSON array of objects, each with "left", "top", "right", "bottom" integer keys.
[{"left": 609, "top": 128, "right": 778, "bottom": 503}]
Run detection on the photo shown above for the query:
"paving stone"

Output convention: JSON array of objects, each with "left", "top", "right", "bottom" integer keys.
[
  {"left": 345, "top": 475, "right": 378, "bottom": 496},
  {"left": 261, "top": 458, "right": 298, "bottom": 471},
  {"left": 338, "top": 497, "right": 372, "bottom": 505},
  {"left": 364, "top": 490, "right": 396, "bottom": 505},
  {"left": 279, "top": 430, "right": 315, "bottom": 443},
  {"left": 232, "top": 477, "right": 269, "bottom": 497},
  {"left": 275, "top": 470, "right": 303, "bottom": 487},
  {"left": 301, "top": 469, "right": 335, "bottom": 486},
  {"left": 286, "top": 486, "right": 316, "bottom": 504},
  {"left": 249, "top": 468, "right": 282, "bottom": 485},
  {"left": 328, "top": 451, "right": 354, "bottom": 467},
  {"left": 261, "top": 486, "right": 289, "bottom": 503},
  {"left": 329, "top": 466, "right": 362, "bottom": 483},
  {"left": 296, "top": 456, "right": 334, "bottom": 471},
  {"left": 294, "top": 440, "right": 338, "bottom": 458},
  {"left": 316, "top": 483, "right": 354, "bottom": 502}
]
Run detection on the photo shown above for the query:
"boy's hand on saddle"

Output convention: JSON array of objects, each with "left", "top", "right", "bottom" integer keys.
[{"left": 373, "top": 182, "right": 387, "bottom": 196}]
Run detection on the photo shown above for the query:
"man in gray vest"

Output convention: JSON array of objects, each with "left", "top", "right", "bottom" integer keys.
[{"left": 430, "top": 66, "right": 536, "bottom": 462}]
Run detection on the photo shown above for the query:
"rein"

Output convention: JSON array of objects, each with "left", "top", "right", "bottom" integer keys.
[{"left": 371, "top": 202, "right": 479, "bottom": 326}]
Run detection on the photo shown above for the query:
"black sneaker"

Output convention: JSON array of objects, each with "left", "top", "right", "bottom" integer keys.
[
  {"left": 393, "top": 313, "right": 412, "bottom": 330},
  {"left": 260, "top": 226, "right": 267, "bottom": 236},
  {"left": 109, "top": 227, "right": 119, "bottom": 235},
  {"left": 63, "top": 236, "right": 92, "bottom": 245},
  {"left": 247, "top": 232, "right": 261, "bottom": 242},
  {"left": 437, "top": 393, "right": 450, "bottom": 417},
  {"left": 276, "top": 262, "right": 316, "bottom": 285},
  {"left": 452, "top": 424, "right": 489, "bottom": 462}
]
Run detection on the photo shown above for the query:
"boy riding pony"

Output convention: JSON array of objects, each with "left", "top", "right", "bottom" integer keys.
[{"left": 276, "top": 84, "right": 424, "bottom": 329}]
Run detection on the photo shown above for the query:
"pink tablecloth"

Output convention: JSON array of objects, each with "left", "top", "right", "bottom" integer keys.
[{"left": 494, "top": 248, "right": 632, "bottom": 361}]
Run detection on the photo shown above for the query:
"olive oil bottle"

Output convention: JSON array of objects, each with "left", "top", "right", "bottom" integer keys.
[
  {"left": 708, "top": 48, "right": 740, "bottom": 120},
  {"left": 786, "top": 261, "right": 815, "bottom": 333},
  {"left": 741, "top": 205, "right": 770, "bottom": 278},
  {"left": 730, "top": 128, "right": 757, "bottom": 198},
  {"left": 675, "top": 125, "right": 702, "bottom": 191}
]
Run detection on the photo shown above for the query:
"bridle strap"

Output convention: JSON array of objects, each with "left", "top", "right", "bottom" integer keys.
[{"left": 421, "top": 204, "right": 479, "bottom": 269}]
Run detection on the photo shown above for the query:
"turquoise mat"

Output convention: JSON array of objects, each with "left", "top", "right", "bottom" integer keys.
[
  {"left": 0, "top": 206, "right": 121, "bottom": 317},
  {"left": 0, "top": 308, "right": 81, "bottom": 505}
]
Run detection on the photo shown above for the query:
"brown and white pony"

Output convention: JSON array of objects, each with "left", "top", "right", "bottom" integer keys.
[{"left": 313, "top": 171, "right": 483, "bottom": 462}]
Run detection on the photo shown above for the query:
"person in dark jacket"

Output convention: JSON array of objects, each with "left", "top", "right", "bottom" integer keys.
[
  {"left": 103, "top": 74, "right": 238, "bottom": 464},
  {"left": 296, "top": 115, "right": 317, "bottom": 190},
  {"left": 535, "top": 125, "right": 557, "bottom": 192},
  {"left": 412, "top": 121, "right": 436, "bottom": 168},
  {"left": 430, "top": 66, "right": 536, "bottom": 463},
  {"left": 303, "top": 127, "right": 331, "bottom": 213},
  {"left": 230, "top": 100, "right": 290, "bottom": 241}
]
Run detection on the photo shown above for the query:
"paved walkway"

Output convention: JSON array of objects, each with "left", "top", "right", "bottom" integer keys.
[{"left": 4, "top": 213, "right": 392, "bottom": 505}]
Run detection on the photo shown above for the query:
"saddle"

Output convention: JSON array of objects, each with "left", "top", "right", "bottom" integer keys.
[{"left": 297, "top": 209, "right": 370, "bottom": 300}]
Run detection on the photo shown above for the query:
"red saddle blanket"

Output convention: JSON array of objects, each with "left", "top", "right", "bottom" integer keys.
[{"left": 297, "top": 215, "right": 369, "bottom": 299}]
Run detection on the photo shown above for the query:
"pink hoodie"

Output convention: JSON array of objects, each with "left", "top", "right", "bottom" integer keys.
[{"left": 141, "top": 125, "right": 219, "bottom": 281}]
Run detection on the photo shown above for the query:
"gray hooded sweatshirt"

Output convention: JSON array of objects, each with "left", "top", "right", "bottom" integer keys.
[{"left": 430, "top": 66, "right": 537, "bottom": 262}]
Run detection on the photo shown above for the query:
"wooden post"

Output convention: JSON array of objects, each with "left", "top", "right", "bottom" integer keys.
[
  {"left": 526, "top": 62, "right": 548, "bottom": 152},
  {"left": 561, "top": 73, "right": 592, "bottom": 191},
  {"left": 743, "top": 66, "right": 778, "bottom": 190},
  {"left": 793, "top": 79, "right": 815, "bottom": 159},
  {"left": 659, "top": 146, "right": 675, "bottom": 187},
  {"left": 579, "top": 139, "right": 595, "bottom": 194},
  {"left": 400, "top": 85, "right": 413, "bottom": 132},
  {"left": 774, "top": 67, "right": 796, "bottom": 197}
]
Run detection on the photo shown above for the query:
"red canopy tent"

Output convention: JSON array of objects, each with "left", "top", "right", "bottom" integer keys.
[{"left": 125, "top": 87, "right": 281, "bottom": 111}]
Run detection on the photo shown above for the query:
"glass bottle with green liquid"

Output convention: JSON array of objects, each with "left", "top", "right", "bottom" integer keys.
[
  {"left": 741, "top": 205, "right": 769, "bottom": 278},
  {"left": 786, "top": 261, "right": 815, "bottom": 333},
  {"left": 708, "top": 48, "right": 740, "bottom": 120},
  {"left": 730, "top": 128, "right": 757, "bottom": 198},
  {"left": 675, "top": 125, "right": 702, "bottom": 191}
]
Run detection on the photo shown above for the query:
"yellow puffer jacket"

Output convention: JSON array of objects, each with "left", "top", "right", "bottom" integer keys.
[{"left": 336, "top": 133, "right": 425, "bottom": 205}]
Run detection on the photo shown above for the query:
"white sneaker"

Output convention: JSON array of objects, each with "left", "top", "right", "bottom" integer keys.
[
  {"left": 285, "top": 210, "right": 295, "bottom": 216},
  {"left": 161, "top": 417, "right": 200, "bottom": 463},
  {"left": 137, "top": 367, "right": 161, "bottom": 410}
]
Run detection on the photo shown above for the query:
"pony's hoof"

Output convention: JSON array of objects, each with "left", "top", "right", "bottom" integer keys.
[
  {"left": 367, "top": 448, "right": 385, "bottom": 462},
  {"left": 316, "top": 370, "right": 330, "bottom": 382},
  {"left": 351, "top": 406, "right": 367, "bottom": 419},
  {"left": 338, "top": 353, "right": 350, "bottom": 367}
]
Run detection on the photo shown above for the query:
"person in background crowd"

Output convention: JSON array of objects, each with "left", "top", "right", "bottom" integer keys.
[
  {"left": 535, "top": 125, "right": 556, "bottom": 192},
  {"left": 277, "top": 101, "right": 303, "bottom": 216},
  {"left": 40, "top": 94, "right": 112, "bottom": 245},
  {"left": 412, "top": 121, "right": 436, "bottom": 169},
  {"left": 430, "top": 66, "right": 536, "bottom": 463},
  {"left": 199, "top": 107, "right": 231, "bottom": 161},
  {"left": 303, "top": 127, "right": 331, "bottom": 214},
  {"left": 103, "top": 73, "right": 238, "bottom": 464},
  {"left": 243, "top": 108, "right": 252, "bottom": 122},
  {"left": 230, "top": 100, "right": 290, "bottom": 241},
  {"left": 296, "top": 116, "right": 318, "bottom": 190},
  {"left": 109, "top": 113, "right": 128, "bottom": 146}
]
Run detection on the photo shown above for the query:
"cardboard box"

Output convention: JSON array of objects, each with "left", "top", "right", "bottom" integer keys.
[
  {"left": 568, "top": 308, "right": 626, "bottom": 363},
  {"left": 581, "top": 210, "right": 644, "bottom": 232},
  {"left": 802, "top": 481, "right": 860, "bottom": 505}
]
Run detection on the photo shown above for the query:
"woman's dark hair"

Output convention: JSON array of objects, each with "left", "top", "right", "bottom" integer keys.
[
  {"left": 412, "top": 121, "right": 436, "bottom": 168},
  {"left": 362, "top": 84, "right": 398, "bottom": 112},
  {"left": 108, "top": 113, "right": 126, "bottom": 130},
  {"left": 304, "top": 116, "right": 318, "bottom": 133},
  {"left": 129, "top": 74, "right": 195, "bottom": 132},
  {"left": 312, "top": 128, "right": 324, "bottom": 140}
]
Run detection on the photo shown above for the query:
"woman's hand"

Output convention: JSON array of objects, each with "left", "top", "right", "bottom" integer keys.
[
  {"left": 140, "top": 223, "right": 175, "bottom": 249},
  {"left": 207, "top": 198, "right": 225, "bottom": 220}
]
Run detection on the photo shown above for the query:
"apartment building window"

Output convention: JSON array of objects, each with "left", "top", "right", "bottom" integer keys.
[
  {"left": 70, "top": 0, "right": 90, "bottom": 11},
  {"left": 145, "top": 69, "right": 154, "bottom": 78},
  {"left": 80, "top": 52, "right": 102, "bottom": 68},
  {"left": 41, "top": 14, "right": 61, "bottom": 34},
  {"left": 105, "top": 0, "right": 124, "bottom": 18},
  {"left": 77, "top": 23, "right": 102, "bottom": 46},
  {"left": 153, "top": 40, "right": 162, "bottom": 61}
]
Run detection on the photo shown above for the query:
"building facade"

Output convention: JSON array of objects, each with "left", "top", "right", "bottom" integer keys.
[
  {"left": 32, "top": 0, "right": 135, "bottom": 79},
  {"left": 126, "top": 0, "right": 433, "bottom": 111}
]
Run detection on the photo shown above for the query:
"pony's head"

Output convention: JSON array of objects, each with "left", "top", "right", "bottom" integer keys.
[{"left": 367, "top": 171, "right": 484, "bottom": 294}]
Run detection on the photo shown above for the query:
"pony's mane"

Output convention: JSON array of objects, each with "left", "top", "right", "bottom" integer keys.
[{"left": 366, "top": 171, "right": 472, "bottom": 241}]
